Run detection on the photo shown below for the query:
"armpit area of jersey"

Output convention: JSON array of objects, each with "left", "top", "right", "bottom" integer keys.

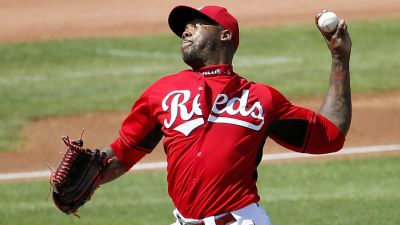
[
  {"left": 269, "top": 112, "right": 345, "bottom": 154},
  {"left": 268, "top": 118, "right": 310, "bottom": 148}
]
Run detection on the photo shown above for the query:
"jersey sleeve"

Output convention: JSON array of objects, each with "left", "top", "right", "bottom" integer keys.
[
  {"left": 268, "top": 87, "right": 345, "bottom": 154},
  {"left": 110, "top": 86, "right": 163, "bottom": 170}
]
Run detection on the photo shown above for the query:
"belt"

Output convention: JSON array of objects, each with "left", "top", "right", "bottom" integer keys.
[{"left": 178, "top": 213, "right": 236, "bottom": 225}]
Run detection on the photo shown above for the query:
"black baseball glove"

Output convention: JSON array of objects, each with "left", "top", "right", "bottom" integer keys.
[{"left": 49, "top": 133, "right": 109, "bottom": 217}]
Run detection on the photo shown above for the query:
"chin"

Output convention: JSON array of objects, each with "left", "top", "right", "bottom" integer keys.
[{"left": 182, "top": 51, "right": 203, "bottom": 69}]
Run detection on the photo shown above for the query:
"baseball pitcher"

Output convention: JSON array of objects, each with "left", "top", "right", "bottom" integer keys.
[{"left": 49, "top": 5, "right": 352, "bottom": 225}]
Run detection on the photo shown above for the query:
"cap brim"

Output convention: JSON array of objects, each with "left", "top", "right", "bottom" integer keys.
[{"left": 168, "top": 5, "right": 214, "bottom": 38}]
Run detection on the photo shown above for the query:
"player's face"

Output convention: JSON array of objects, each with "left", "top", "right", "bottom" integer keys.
[{"left": 181, "top": 18, "right": 222, "bottom": 69}]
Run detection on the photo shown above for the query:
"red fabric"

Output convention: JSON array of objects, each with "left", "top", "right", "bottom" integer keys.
[
  {"left": 110, "top": 64, "right": 345, "bottom": 219},
  {"left": 267, "top": 87, "right": 345, "bottom": 153},
  {"left": 304, "top": 114, "right": 345, "bottom": 153},
  {"left": 109, "top": 137, "right": 147, "bottom": 171}
]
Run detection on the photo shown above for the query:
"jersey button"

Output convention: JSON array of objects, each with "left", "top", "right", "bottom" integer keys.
[
  {"left": 198, "top": 87, "right": 203, "bottom": 91},
  {"left": 197, "top": 152, "right": 202, "bottom": 157}
]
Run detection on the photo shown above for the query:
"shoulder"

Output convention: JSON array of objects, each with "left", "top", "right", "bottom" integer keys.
[
  {"left": 237, "top": 77, "right": 286, "bottom": 102},
  {"left": 143, "top": 69, "right": 199, "bottom": 102},
  {"left": 150, "top": 69, "right": 197, "bottom": 88}
]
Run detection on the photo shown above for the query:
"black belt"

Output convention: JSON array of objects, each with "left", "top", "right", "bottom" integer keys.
[{"left": 178, "top": 213, "right": 237, "bottom": 225}]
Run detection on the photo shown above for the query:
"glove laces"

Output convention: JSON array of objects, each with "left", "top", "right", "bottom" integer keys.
[{"left": 48, "top": 129, "right": 87, "bottom": 188}]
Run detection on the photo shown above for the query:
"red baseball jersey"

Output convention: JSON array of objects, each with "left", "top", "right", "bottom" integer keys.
[{"left": 110, "top": 64, "right": 344, "bottom": 219}]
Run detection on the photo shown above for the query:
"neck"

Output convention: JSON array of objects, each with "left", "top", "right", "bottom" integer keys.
[{"left": 189, "top": 47, "right": 234, "bottom": 70}]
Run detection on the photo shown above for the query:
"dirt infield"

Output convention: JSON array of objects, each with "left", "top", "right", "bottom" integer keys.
[
  {"left": 1, "top": 0, "right": 400, "bottom": 173},
  {"left": 2, "top": 0, "right": 400, "bottom": 42}
]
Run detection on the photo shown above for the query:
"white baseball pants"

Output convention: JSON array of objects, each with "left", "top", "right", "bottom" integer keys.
[{"left": 171, "top": 203, "right": 272, "bottom": 225}]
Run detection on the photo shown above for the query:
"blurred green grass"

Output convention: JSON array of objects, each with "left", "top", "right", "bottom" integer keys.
[
  {"left": 0, "top": 18, "right": 399, "bottom": 151},
  {"left": 0, "top": 155, "right": 399, "bottom": 225}
]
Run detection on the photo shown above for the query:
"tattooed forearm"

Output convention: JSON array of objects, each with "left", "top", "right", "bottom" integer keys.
[{"left": 320, "top": 57, "right": 352, "bottom": 135}]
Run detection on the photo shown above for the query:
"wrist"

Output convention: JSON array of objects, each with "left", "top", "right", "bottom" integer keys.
[
  {"left": 331, "top": 56, "right": 350, "bottom": 72},
  {"left": 331, "top": 52, "right": 350, "bottom": 62}
]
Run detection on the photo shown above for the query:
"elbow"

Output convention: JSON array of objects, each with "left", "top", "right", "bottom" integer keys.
[
  {"left": 323, "top": 138, "right": 345, "bottom": 154},
  {"left": 304, "top": 130, "right": 346, "bottom": 154}
]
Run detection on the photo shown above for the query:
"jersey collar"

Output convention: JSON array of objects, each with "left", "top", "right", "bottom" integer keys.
[{"left": 194, "top": 64, "right": 234, "bottom": 76}]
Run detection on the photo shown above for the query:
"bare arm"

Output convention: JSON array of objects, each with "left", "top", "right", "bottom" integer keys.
[
  {"left": 99, "top": 146, "right": 127, "bottom": 185},
  {"left": 316, "top": 11, "right": 352, "bottom": 136}
]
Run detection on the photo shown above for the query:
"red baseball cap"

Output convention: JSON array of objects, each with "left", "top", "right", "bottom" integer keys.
[{"left": 168, "top": 5, "right": 240, "bottom": 49}]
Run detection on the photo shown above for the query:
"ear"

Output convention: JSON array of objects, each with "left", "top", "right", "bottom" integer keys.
[{"left": 220, "top": 29, "right": 233, "bottom": 43}]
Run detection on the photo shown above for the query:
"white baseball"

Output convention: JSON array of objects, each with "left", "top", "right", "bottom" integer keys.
[{"left": 318, "top": 11, "right": 340, "bottom": 33}]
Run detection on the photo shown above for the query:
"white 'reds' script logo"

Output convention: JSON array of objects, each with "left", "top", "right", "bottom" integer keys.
[{"left": 162, "top": 90, "right": 264, "bottom": 136}]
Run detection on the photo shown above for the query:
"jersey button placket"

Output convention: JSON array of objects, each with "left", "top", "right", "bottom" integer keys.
[{"left": 188, "top": 75, "right": 204, "bottom": 189}]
